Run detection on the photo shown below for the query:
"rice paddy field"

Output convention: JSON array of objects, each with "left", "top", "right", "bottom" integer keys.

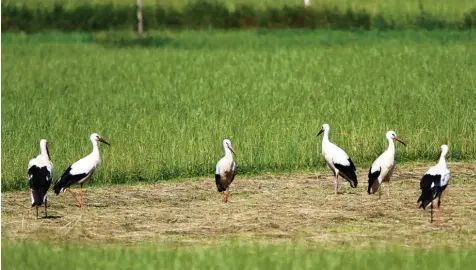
[{"left": 2, "top": 20, "right": 476, "bottom": 270}]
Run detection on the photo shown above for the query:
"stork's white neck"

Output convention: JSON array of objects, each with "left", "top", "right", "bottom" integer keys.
[
  {"left": 386, "top": 137, "right": 395, "bottom": 154},
  {"left": 438, "top": 150, "right": 448, "bottom": 166},
  {"left": 91, "top": 138, "right": 100, "bottom": 157},
  {"left": 224, "top": 146, "right": 233, "bottom": 159},
  {"left": 322, "top": 129, "right": 331, "bottom": 144},
  {"left": 40, "top": 142, "right": 50, "bottom": 159}
]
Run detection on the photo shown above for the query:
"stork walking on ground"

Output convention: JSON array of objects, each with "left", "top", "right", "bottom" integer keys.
[
  {"left": 28, "top": 139, "right": 54, "bottom": 218},
  {"left": 368, "top": 131, "right": 406, "bottom": 198},
  {"left": 417, "top": 144, "right": 450, "bottom": 225},
  {"left": 53, "top": 133, "right": 110, "bottom": 208},
  {"left": 215, "top": 139, "right": 237, "bottom": 203},
  {"left": 317, "top": 124, "right": 357, "bottom": 194}
]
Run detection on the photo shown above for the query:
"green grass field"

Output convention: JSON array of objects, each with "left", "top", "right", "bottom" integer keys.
[
  {"left": 2, "top": 29, "right": 476, "bottom": 191},
  {"left": 3, "top": 240, "right": 476, "bottom": 270},
  {"left": 2, "top": 29, "right": 476, "bottom": 269}
]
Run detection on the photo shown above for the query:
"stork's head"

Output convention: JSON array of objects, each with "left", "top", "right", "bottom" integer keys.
[
  {"left": 438, "top": 144, "right": 449, "bottom": 160},
  {"left": 90, "top": 133, "right": 110, "bottom": 146},
  {"left": 222, "top": 139, "right": 235, "bottom": 155},
  {"left": 317, "top": 123, "right": 330, "bottom": 136},
  {"left": 386, "top": 131, "right": 406, "bottom": 146}
]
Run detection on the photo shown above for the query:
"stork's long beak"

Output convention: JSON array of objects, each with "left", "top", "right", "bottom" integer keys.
[
  {"left": 98, "top": 138, "right": 110, "bottom": 146},
  {"left": 228, "top": 145, "right": 236, "bottom": 155},
  {"left": 317, "top": 129, "right": 323, "bottom": 137},
  {"left": 394, "top": 136, "right": 406, "bottom": 146},
  {"left": 46, "top": 143, "right": 51, "bottom": 160}
]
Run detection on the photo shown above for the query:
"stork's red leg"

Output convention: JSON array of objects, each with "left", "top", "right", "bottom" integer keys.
[
  {"left": 66, "top": 187, "right": 81, "bottom": 207},
  {"left": 224, "top": 192, "right": 228, "bottom": 203},
  {"left": 36, "top": 206, "right": 39, "bottom": 219},
  {"left": 79, "top": 184, "right": 83, "bottom": 208},
  {"left": 334, "top": 174, "right": 340, "bottom": 195}
]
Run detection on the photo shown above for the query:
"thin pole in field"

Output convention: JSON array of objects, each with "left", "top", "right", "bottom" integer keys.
[{"left": 137, "top": 0, "right": 143, "bottom": 39}]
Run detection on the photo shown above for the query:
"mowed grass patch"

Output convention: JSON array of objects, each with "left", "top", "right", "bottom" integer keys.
[
  {"left": 2, "top": 240, "right": 476, "bottom": 270},
  {"left": 2, "top": 163, "right": 475, "bottom": 247},
  {"left": 1, "top": 30, "right": 476, "bottom": 191}
]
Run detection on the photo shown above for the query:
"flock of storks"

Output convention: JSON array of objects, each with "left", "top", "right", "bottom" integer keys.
[{"left": 27, "top": 124, "right": 450, "bottom": 225}]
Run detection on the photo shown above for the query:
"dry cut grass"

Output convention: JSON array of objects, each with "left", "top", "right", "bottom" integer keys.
[{"left": 2, "top": 162, "right": 476, "bottom": 248}]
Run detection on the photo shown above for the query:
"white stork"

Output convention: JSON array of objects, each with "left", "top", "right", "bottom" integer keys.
[
  {"left": 28, "top": 139, "right": 54, "bottom": 218},
  {"left": 53, "top": 133, "right": 110, "bottom": 208},
  {"left": 367, "top": 131, "right": 406, "bottom": 198},
  {"left": 317, "top": 123, "right": 357, "bottom": 194},
  {"left": 417, "top": 144, "right": 450, "bottom": 225},
  {"left": 215, "top": 139, "right": 237, "bottom": 203}
]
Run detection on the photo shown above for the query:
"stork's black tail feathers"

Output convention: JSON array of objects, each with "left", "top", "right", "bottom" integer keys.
[
  {"left": 30, "top": 188, "right": 49, "bottom": 206},
  {"left": 28, "top": 166, "right": 51, "bottom": 206},
  {"left": 53, "top": 167, "right": 75, "bottom": 195},
  {"left": 367, "top": 168, "right": 380, "bottom": 194},
  {"left": 418, "top": 174, "right": 439, "bottom": 209},
  {"left": 53, "top": 175, "right": 71, "bottom": 195},
  {"left": 417, "top": 190, "right": 433, "bottom": 209},
  {"left": 335, "top": 158, "right": 358, "bottom": 188},
  {"left": 215, "top": 174, "right": 226, "bottom": 192}
]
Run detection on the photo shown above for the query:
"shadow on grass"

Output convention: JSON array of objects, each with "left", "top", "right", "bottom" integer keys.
[
  {"left": 95, "top": 35, "right": 177, "bottom": 48},
  {"left": 42, "top": 215, "right": 62, "bottom": 219}
]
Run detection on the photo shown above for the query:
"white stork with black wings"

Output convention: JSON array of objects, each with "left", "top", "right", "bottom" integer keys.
[
  {"left": 418, "top": 144, "right": 450, "bottom": 225},
  {"left": 53, "top": 133, "right": 109, "bottom": 208},
  {"left": 368, "top": 131, "right": 406, "bottom": 198},
  {"left": 317, "top": 124, "right": 357, "bottom": 194},
  {"left": 215, "top": 139, "right": 237, "bottom": 203},
  {"left": 28, "top": 139, "right": 54, "bottom": 218}
]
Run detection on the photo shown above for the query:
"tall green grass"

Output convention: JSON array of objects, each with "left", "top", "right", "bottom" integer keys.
[
  {"left": 2, "top": 30, "right": 476, "bottom": 191},
  {"left": 2, "top": 241, "right": 475, "bottom": 270}
]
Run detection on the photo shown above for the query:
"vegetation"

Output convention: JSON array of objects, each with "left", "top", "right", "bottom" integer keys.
[
  {"left": 2, "top": 0, "right": 476, "bottom": 32},
  {"left": 3, "top": 240, "right": 476, "bottom": 270},
  {"left": 2, "top": 163, "right": 476, "bottom": 246},
  {"left": 2, "top": 30, "right": 475, "bottom": 191},
  {"left": 2, "top": 3, "right": 475, "bottom": 267},
  {"left": 8, "top": 0, "right": 476, "bottom": 17}
]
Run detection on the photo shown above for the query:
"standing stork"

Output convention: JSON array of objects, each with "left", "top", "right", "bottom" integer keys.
[
  {"left": 316, "top": 123, "right": 357, "bottom": 194},
  {"left": 28, "top": 139, "right": 54, "bottom": 218},
  {"left": 368, "top": 131, "right": 406, "bottom": 198},
  {"left": 53, "top": 133, "right": 110, "bottom": 208},
  {"left": 215, "top": 139, "right": 236, "bottom": 203},
  {"left": 417, "top": 144, "right": 450, "bottom": 225}
]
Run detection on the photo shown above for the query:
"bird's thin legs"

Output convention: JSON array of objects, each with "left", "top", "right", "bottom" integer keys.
[
  {"left": 79, "top": 184, "right": 84, "bottom": 208},
  {"left": 334, "top": 174, "right": 340, "bottom": 195},
  {"left": 66, "top": 187, "right": 81, "bottom": 207},
  {"left": 386, "top": 182, "right": 390, "bottom": 198},
  {"left": 224, "top": 187, "right": 230, "bottom": 203},
  {"left": 437, "top": 196, "right": 441, "bottom": 225},
  {"left": 36, "top": 206, "right": 39, "bottom": 219},
  {"left": 430, "top": 202, "right": 433, "bottom": 223},
  {"left": 44, "top": 197, "right": 48, "bottom": 218}
]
